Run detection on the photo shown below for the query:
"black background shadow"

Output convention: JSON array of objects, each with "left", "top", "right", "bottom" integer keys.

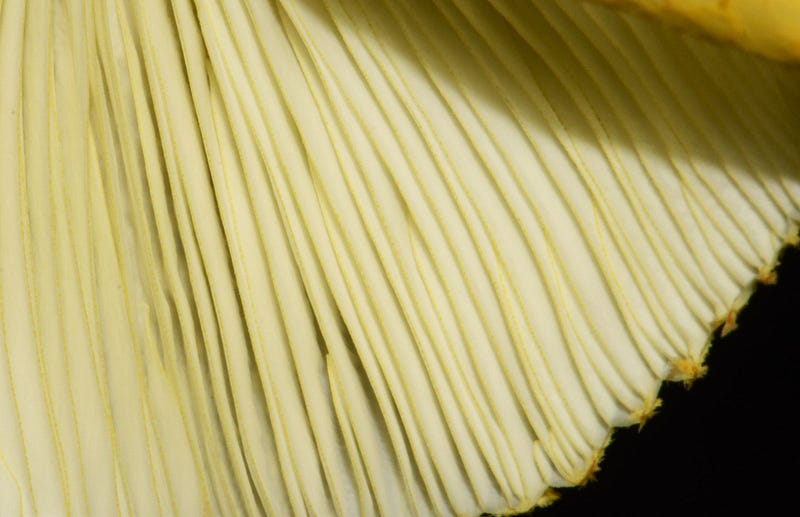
[{"left": 533, "top": 244, "right": 800, "bottom": 517}]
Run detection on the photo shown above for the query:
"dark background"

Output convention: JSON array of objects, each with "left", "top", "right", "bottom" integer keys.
[{"left": 525, "top": 245, "right": 800, "bottom": 517}]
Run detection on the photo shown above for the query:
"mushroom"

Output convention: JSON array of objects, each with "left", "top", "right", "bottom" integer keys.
[{"left": 0, "top": 0, "right": 797, "bottom": 515}]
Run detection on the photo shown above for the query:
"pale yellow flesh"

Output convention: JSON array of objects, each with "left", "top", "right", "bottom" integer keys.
[
  {"left": 586, "top": 0, "right": 800, "bottom": 61},
  {"left": 1, "top": 1, "right": 798, "bottom": 516}
]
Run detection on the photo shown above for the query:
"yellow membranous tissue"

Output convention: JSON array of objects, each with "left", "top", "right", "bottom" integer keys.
[{"left": 0, "top": 0, "right": 798, "bottom": 515}]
